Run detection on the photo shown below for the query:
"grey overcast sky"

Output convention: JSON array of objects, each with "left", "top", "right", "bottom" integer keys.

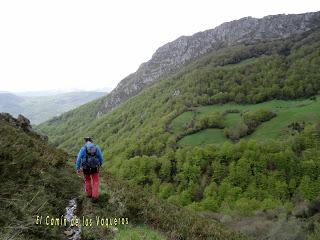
[{"left": 0, "top": 0, "right": 319, "bottom": 93}]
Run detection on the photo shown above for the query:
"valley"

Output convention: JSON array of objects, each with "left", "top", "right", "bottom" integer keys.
[{"left": 2, "top": 10, "right": 320, "bottom": 239}]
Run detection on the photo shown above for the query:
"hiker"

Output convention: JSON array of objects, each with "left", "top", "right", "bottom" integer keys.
[{"left": 76, "top": 137, "right": 103, "bottom": 201}]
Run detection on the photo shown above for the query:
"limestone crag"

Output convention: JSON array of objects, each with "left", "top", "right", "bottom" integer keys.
[{"left": 100, "top": 11, "right": 320, "bottom": 116}]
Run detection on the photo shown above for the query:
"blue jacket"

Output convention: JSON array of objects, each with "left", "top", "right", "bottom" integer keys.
[{"left": 76, "top": 143, "right": 103, "bottom": 170}]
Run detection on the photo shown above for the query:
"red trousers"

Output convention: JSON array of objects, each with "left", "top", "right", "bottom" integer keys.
[{"left": 84, "top": 172, "right": 99, "bottom": 199}]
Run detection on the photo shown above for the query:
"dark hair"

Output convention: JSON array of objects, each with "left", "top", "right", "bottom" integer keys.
[{"left": 84, "top": 137, "right": 92, "bottom": 142}]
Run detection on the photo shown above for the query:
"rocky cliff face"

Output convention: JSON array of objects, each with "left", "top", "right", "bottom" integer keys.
[{"left": 100, "top": 11, "right": 320, "bottom": 115}]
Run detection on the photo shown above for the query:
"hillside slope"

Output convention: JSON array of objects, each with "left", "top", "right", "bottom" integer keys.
[
  {"left": 81, "top": 172, "right": 246, "bottom": 240},
  {"left": 176, "top": 98, "right": 320, "bottom": 145},
  {"left": 0, "top": 113, "right": 81, "bottom": 239},
  {"left": 37, "top": 11, "right": 320, "bottom": 143},
  {"left": 38, "top": 28, "right": 320, "bottom": 152},
  {"left": 61, "top": 11, "right": 320, "bottom": 122},
  {"left": 100, "top": 11, "right": 320, "bottom": 115}
]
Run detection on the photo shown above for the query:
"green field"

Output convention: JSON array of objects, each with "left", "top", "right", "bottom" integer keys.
[
  {"left": 176, "top": 97, "right": 320, "bottom": 146},
  {"left": 224, "top": 113, "right": 242, "bottom": 128},
  {"left": 171, "top": 111, "right": 194, "bottom": 134},
  {"left": 179, "top": 128, "right": 229, "bottom": 145}
]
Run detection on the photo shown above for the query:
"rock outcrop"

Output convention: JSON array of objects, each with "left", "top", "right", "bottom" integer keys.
[
  {"left": 101, "top": 11, "right": 320, "bottom": 114},
  {"left": 0, "top": 113, "right": 31, "bottom": 131},
  {"left": 0, "top": 113, "right": 48, "bottom": 141}
]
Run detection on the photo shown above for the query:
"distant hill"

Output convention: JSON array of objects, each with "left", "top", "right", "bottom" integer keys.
[
  {"left": 14, "top": 90, "right": 70, "bottom": 97},
  {"left": 0, "top": 91, "right": 107, "bottom": 124},
  {"left": 0, "top": 92, "right": 24, "bottom": 115}
]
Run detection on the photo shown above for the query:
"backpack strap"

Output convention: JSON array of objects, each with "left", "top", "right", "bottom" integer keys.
[{"left": 83, "top": 145, "right": 88, "bottom": 161}]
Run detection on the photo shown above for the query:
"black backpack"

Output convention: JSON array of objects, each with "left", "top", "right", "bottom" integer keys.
[{"left": 82, "top": 143, "right": 99, "bottom": 174}]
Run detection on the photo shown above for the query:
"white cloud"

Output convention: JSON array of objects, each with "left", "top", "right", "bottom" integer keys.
[{"left": 0, "top": 0, "right": 319, "bottom": 92}]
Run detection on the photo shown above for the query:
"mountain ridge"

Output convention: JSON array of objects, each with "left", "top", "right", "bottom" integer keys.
[{"left": 99, "top": 11, "right": 320, "bottom": 116}]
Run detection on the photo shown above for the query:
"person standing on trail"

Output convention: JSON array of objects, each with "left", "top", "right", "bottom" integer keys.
[{"left": 76, "top": 137, "right": 103, "bottom": 202}]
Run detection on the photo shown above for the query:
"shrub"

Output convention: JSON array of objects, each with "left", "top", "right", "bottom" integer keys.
[
  {"left": 194, "top": 112, "right": 224, "bottom": 131},
  {"left": 243, "top": 109, "right": 276, "bottom": 133},
  {"left": 159, "top": 183, "right": 175, "bottom": 199},
  {"left": 203, "top": 181, "right": 218, "bottom": 198},
  {"left": 234, "top": 198, "right": 260, "bottom": 216},
  {"left": 299, "top": 176, "right": 320, "bottom": 201},
  {"left": 224, "top": 122, "right": 249, "bottom": 141},
  {"left": 261, "top": 198, "right": 282, "bottom": 210},
  {"left": 201, "top": 197, "right": 219, "bottom": 211}
]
